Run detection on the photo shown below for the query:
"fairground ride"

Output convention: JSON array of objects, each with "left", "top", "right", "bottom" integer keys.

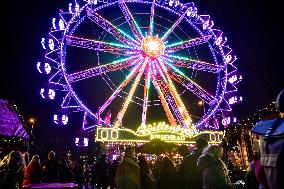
[{"left": 37, "top": 0, "right": 242, "bottom": 144}]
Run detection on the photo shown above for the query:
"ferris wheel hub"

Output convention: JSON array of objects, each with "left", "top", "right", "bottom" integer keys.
[{"left": 141, "top": 36, "right": 165, "bottom": 58}]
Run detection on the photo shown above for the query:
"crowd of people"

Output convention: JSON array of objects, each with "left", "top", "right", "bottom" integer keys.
[
  {"left": 0, "top": 89, "right": 283, "bottom": 189},
  {"left": 0, "top": 138, "right": 245, "bottom": 189}
]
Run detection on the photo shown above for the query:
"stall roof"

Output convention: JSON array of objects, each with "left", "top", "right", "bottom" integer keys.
[{"left": 0, "top": 99, "right": 30, "bottom": 139}]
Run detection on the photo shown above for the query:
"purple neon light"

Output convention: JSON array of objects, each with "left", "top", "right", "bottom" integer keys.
[{"left": 39, "top": 0, "right": 240, "bottom": 130}]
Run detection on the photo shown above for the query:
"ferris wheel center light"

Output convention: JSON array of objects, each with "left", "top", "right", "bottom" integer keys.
[{"left": 141, "top": 36, "right": 165, "bottom": 57}]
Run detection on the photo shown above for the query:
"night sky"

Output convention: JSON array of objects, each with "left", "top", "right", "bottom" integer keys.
[{"left": 0, "top": 0, "right": 283, "bottom": 136}]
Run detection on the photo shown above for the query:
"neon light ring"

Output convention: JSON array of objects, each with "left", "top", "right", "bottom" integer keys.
[{"left": 38, "top": 0, "right": 242, "bottom": 131}]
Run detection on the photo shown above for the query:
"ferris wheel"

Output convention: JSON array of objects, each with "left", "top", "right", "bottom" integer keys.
[{"left": 37, "top": 0, "right": 242, "bottom": 132}]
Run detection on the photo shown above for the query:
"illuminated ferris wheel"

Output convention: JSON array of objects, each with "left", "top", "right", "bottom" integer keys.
[{"left": 37, "top": 0, "right": 242, "bottom": 132}]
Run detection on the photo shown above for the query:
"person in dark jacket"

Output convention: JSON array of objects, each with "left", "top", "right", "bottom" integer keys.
[
  {"left": 58, "top": 158, "right": 73, "bottom": 182},
  {"left": 109, "top": 159, "right": 119, "bottom": 189},
  {"left": 43, "top": 151, "right": 59, "bottom": 182},
  {"left": 0, "top": 151, "right": 26, "bottom": 189},
  {"left": 156, "top": 156, "right": 176, "bottom": 189},
  {"left": 197, "top": 145, "right": 241, "bottom": 189},
  {"left": 73, "top": 159, "right": 84, "bottom": 189},
  {"left": 23, "top": 155, "right": 42, "bottom": 186},
  {"left": 96, "top": 154, "right": 109, "bottom": 189},
  {"left": 115, "top": 146, "right": 141, "bottom": 189},
  {"left": 138, "top": 155, "right": 155, "bottom": 189},
  {"left": 176, "top": 138, "right": 208, "bottom": 189}
]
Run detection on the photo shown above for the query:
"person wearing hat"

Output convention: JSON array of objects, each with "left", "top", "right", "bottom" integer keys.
[
  {"left": 251, "top": 88, "right": 284, "bottom": 189},
  {"left": 115, "top": 146, "right": 141, "bottom": 189},
  {"left": 176, "top": 137, "right": 208, "bottom": 189}
]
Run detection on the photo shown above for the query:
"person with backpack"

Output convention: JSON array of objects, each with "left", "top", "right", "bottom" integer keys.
[{"left": 251, "top": 88, "right": 284, "bottom": 189}]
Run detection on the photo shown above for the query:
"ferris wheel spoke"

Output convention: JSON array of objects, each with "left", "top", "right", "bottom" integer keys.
[
  {"left": 161, "top": 8, "right": 189, "bottom": 41},
  {"left": 166, "top": 35, "right": 212, "bottom": 52},
  {"left": 86, "top": 7, "right": 138, "bottom": 46},
  {"left": 114, "top": 57, "right": 150, "bottom": 127},
  {"left": 152, "top": 72, "right": 189, "bottom": 129},
  {"left": 66, "top": 35, "right": 139, "bottom": 56},
  {"left": 162, "top": 55, "right": 224, "bottom": 73},
  {"left": 97, "top": 58, "right": 144, "bottom": 120},
  {"left": 167, "top": 65, "right": 217, "bottom": 105},
  {"left": 150, "top": 67, "right": 177, "bottom": 127},
  {"left": 118, "top": 0, "right": 144, "bottom": 40},
  {"left": 155, "top": 60, "right": 194, "bottom": 129},
  {"left": 67, "top": 56, "right": 138, "bottom": 83},
  {"left": 141, "top": 67, "right": 151, "bottom": 127},
  {"left": 148, "top": 0, "right": 155, "bottom": 36}
]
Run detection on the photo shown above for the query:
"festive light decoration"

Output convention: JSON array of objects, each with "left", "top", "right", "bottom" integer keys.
[
  {"left": 41, "top": 38, "right": 46, "bottom": 49},
  {"left": 0, "top": 99, "right": 30, "bottom": 139},
  {"left": 37, "top": 62, "right": 51, "bottom": 74},
  {"left": 228, "top": 96, "right": 243, "bottom": 105},
  {"left": 222, "top": 101, "right": 280, "bottom": 169},
  {"left": 141, "top": 36, "right": 165, "bottom": 57},
  {"left": 54, "top": 113, "right": 69, "bottom": 125},
  {"left": 38, "top": 0, "right": 240, "bottom": 131},
  {"left": 40, "top": 88, "right": 55, "bottom": 99},
  {"left": 96, "top": 125, "right": 223, "bottom": 144},
  {"left": 75, "top": 137, "right": 89, "bottom": 147}
]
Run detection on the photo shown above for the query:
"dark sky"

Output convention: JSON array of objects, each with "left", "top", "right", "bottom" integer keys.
[{"left": 0, "top": 0, "right": 283, "bottom": 135}]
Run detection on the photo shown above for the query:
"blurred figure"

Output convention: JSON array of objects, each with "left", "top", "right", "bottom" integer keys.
[
  {"left": 96, "top": 154, "right": 109, "bottom": 189},
  {"left": 83, "top": 161, "right": 90, "bottom": 188},
  {"left": 152, "top": 155, "right": 163, "bottom": 179},
  {"left": 43, "top": 151, "right": 59, "bottom": 182},
  {"left": 227, "top": 158, "right": 235, "bottom": 171},
  {"left": 176, "top": 138, "right": 208, "bottom": 189},
  {"left": 251, "top": 88, "right": 284, "bottom": 189},
  {"left": 73, "top": 159, "right": 84, "bottom": 189},
  {"left": 197, "top": 145, "right": 242, "bottom": 189},
  {"left": 66, "top": 151, "right": 74, "bottom": 170},
  {"left": 115, "top": 146, "right": 141, "bottom": 189},
  {"left": 109, "top": 159, "right": 119, "bottom": 189},
  {"left": 24, "top": 152, "right": 30, "bottom": 167},
  {"left": 156, "top": 156, "right": 176, "bottom": 189},
  {"left": 23, "top": 155, "right": 42, "bottom": 186},
  {"left": 138, "top": 155, "right": 155, "bottom": 189},
  {"left": 245, "top": 152, "right": 269, "bottom": 189},
  {"left": 0, "top": 151, "right": 26, "bottom": 189},
  {"left": 58, "top": 158, "right": 73, "bottom": 182}
]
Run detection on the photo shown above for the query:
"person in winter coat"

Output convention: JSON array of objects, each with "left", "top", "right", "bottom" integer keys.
[
  {"left": 176, "top": 138, "right": 208, "bottom": 189},
  {"left": 138, "top": 155, "right": 155, "bottom": 189},
  {"left": 23, "top": 155, "right": 42, "bottom": 186},
  {"left": 43, "top": 151, "right": 59, "bottom": 182},
  {"left": 0, "top": 151, "right": 26, "bottom": 189},
  {"left": 197, "top": 145, "right": 241, "bottom": 189},
  {"left": 96, "top": 154, "right": 109, "bottom": 189},
  {"left": 152, "top": 155, "right": 163, "bottom": 180},
  {"left": 252, "top": 88, "right": 284, "bottom": 189},
  {"left": 115, "top": 146, "right": 141, "bottom": 189},
  {"left": 58, "top": 158, "right": 73, "bottom": 182},
  {"left": 109, "top": 159, "right": 119, "bottom": 189},
  {"left": 156, "top": 156, "right": 176, "bottom": 189}
]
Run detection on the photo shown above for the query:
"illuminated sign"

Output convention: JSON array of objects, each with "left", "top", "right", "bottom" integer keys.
[
  {"left": 96, "top": 123, "right": 223, "bottom": 144},
  {"left": 136, "top": 122, "right": 197, "bottom": 136}
]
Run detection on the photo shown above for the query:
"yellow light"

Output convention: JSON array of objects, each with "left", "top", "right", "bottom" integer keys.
[
  {"left": 29, "top": 118, "right": 35, "bottom": 124},
  {"left": 141, "top": 36, "right": 165, "bottom": 57},
  {"left": 198, "top": 101, "right": 203, "bottom": 106}
]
